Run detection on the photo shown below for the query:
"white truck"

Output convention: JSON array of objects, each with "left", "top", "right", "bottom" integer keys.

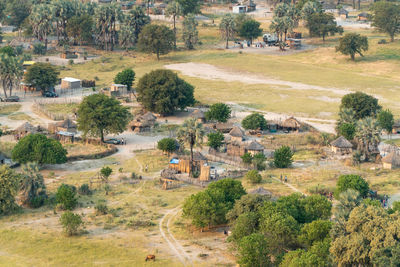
[{"left": 263, "top": 33, "right": 278, "bottom": 46}]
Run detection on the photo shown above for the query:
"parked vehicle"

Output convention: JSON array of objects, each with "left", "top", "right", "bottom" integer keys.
[
  {"left": 104, "top": 138, "right": 122, "bottom": 145},
  {"left": 263, "top": 33, "right": 278, "bottom": 46},
  {"left": 43, "top": 91, "right": 58, "bottom": 98},
  {"left": 0, "top": 96, "right": 20, "bottom": 102}
]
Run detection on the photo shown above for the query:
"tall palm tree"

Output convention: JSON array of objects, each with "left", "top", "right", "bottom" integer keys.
[
  {"left": 0, "top": 54, "right": 23, "bottom": 98},
  {"left": 331, "top": 189, "right": 361, "bottom": 238},
  {"left": 219, "top": 14, "right": 236, "bottom": 49},
  {"left": 355, "top": 117, "right": 381, "bottom": 161},
  {"left": 165, "top": 1, "right": 182, "bottom": 49},
  {"left": 30, "top": 4, "right": 54, "bottom": 50},
  {"left": 19, "top": 162, "right": 46, "bottom": 207},
  {"left": 176, "top": 118, "right": 204, "bottom": 176},
  {"left": 119, "top": 6, "right": 150, "bottom": 50}
]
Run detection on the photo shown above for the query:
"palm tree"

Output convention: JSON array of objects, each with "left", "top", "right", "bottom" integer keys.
[
  {"left": 30, "top": 4, "right": 54, "bottom": 50},
  {"left": 355, "top": 117, "right": 381, "bottom": 161},
  {"left": 165, "top": 1, "right": 182, "bottom": 49},
  {"left": 176, "top": 118, "right": 204, "bottom": 176},
  {"left": 219, "top": 14, "right": 236, "bottom": 49},
  {"left": 19, "top": 162, "right": 46, "bottom": 207},
  {"left": 0, "top": 54, "right": 23, "bottom": 98},
  {"left": 119, "top": 6, "right": 150, "bottom": 50},
  {"left": 94, "top": 4, "right": 123, "bottom": 51},
  {"left": 331, "top": 189, "right": 361, "bottom": 238}
]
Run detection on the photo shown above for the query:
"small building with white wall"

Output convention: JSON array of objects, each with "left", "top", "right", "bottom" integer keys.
[
  {"left": 233, "top": 5, "right": 247, "bottom": 13},
  {"left": 61, "top": 77, "right": 81, "bottom": 89}
]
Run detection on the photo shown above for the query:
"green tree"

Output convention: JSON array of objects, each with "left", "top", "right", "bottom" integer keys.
[
  {"left": 182, "top": 14, "right": 198, "bottom": 50},
  {"left": 298, "top": 220, "right": 332, "bottom": 247},
  {"left": 119, "top": 7, "right": 150, "bottom": 49},
  {"left": 237, "top": 233, "right": 271, "bottom": 267},
  {"left": 331, "top": 189, "right": 361, "bottom": 238},
  {"left": 270, "top": 4, "right": 300, "bottom": 42},
  {"left": 100, "top": 166, "right": 112, "bottom": 183},
  {"left": 338, "top": 123, "right": 356, "bottom": 141},
  {"left": 335, "top": 174, "right": 369, "bottom": 198},
  {"left": 66, "top": 15, "right": 93, "bottom": 45},
  {"left": 207, "top": 132, "right": 224, "bottom": 150},
  {"left": 377, "top": 109, "right": 394, "bottom": 134},
  {"left": 371, "top": 2, "right": 400, "bottom": 42},
  {"left": 308, "top": 12, "right": 343, "bottom": 41},
  {"left": 77, "top": 94, "right": 132, "bottom": 142},
  {"left": 301, "top": 1, "right": 322, "bottom": 36},
  {"left": 253, "top": 153, "right": 267, "bottom": 171},
  {"left": 157, "top": 138, "right": 177, "bottom": 155},
  {"left": 138, "top": 24, "right": 174, "bottom": 60},
  {"left": 234, "top": 13, "right": 251, "bottom": 34},
  {"left": 245, "top": 169, "right": 262, "bottom": 184},
  {"left": 114, "top": 69, "right": 135, "bottom": 91},
  {"left": 56, "top": 184, "right": 77, "bottom": 210},
  {"left": 340, "top": 92, "right": 381, "bottom": 120},
  {"left": 177, "top": 118, "right": 204, "bottom": 176},
  {"left": 241, "top": 152, "right": 253, "bottom": 165},
  {"left": 220, "top": 14, "right": 236, "bottom": 49},
  {"left": 273, "top": 145, "right": 293, "bottom": 168},
  {"left": 331, "top": 205, "right": 400, "bottom": 266},
  {"left": 205, "top": 103, "right": 231, "bottom": 123},
  {"left": 238, "top": 19, "right": 262, "bottom": 44},
  {"left": 207, "top": 178, "right": 246, "bottom": 210},
  {"left": 336, "top": 33, "right": 368, "bottom": 60},
  {"left": 0, "top": 165, "right": 19, "bottom": 215},
  {"left": 0, "top": 46, "right": 16, "bottom": 57},
  {"left": 242, "top": 113, "right": 267, "bottom": 130},
  {"left": 19, "top": 162, "right": 47, "bottom": 208},
  {"left": 5, "top": 0, "right": 32, "bottom": 34},
  {"left": 177, "top": 0, "right": 201, "bottom": 15},
  {"left": 226, "top": 193, "right": 270, "bottom": 222},
  {"left": 30, "top": 4, "right": 53, "bottom": 50},
  {"left": 52, "top": 0, "right": 76, "bottom": 42},
  {"left": 0, "top": 53, "right": 23, "bottom": 98},
  {"left": 24, "top": 63, "right": 59, "bottom": 94},
  {"left": 137, "top": 69, "right": 195, "bottom": 115},
  {"left": 280, "top": 239, "right": 331, "bottom": 267},
  {"left": 60, "top": 211, "right": 83, "bottom": 236},
  {"left": 229, "top": 212, "right": 260, "bottom": 244},
  {"left": 165, "top": 1, "right": 182, "bottom": 49},
  {"left": 355, "top": 117, "right": 381, "bottom": 161},
  {"left": 302, "top": 194, "right": 332, "bottom": 222},
  {"left": 93, "top": 4, "right": 123, "bottom": 51},
  {"left": 372, "top": 244, "right": 400, "bottom": 267},
  {"left": 12, "top": 134, "right": 67, "bottom": 165}
]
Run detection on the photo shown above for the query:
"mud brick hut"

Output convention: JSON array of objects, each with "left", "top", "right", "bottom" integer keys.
[
  {"left": 382, "top": 152, "right": 400, "bottom": 170},
  {"left": 331, "top": 136, "right": 353, "bottom": 154},
  {"left": 130, "top": 112, "right": 157, "bottom": 133}
]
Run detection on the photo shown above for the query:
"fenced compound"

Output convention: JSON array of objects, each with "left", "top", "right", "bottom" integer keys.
[
  {"left": 207, "top": 149, "right": 249, "bottom": 169},
  {"left": 33, "top": 98, "right": 81, "bottom": 121}
]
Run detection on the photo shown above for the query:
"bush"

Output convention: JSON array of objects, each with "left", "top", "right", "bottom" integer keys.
[
  {"left": 241, "top": 153, "right": 253, "bottom": 165},
  {"left": 60, "top": 211, "right": 83, "bottom": 236},
  {"left": 253, "top": 153, "right": 266, "bottom": 171},
  {"left": 241, "top": 113, "right": 267, "bottom": 130},
  {"left": 78, "top": 184, "right": 91, "bottom": 195},
  {"left": 157, "top": 138, "right": 177, "bottom": 155},
  {"left": 245, "top": 170, "right": 262, "bottom": 184},
  {"left": 95, "top": 201, "right": 108, "bottom": 215},
  {"left": 56, "top": 184, "right": 77, "bottom": 210},
  {"left": 335, "top": 174, "right": 369, "bottom": 198},
  {"left": 378, "top": 39, "right": 387, "bottom": 44},
  {"left": 207, "top": 132, "right": 224, "bottom": 150},
  {"left": 30, "top": 194, "right": 47, "bottom": 208},
  {"left": 273, "top": 146, "right": 293, "bottom": 168},
  {"left": 33, "top": 43, "right": 46, "bottom": 55},
  {"left": 205, "top": 103, "right": 231, "bottom": 122}
]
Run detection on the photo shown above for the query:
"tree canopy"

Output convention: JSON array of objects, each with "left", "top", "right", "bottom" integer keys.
[
  {"left": 0, "top": 165, "right": 19, "bottom": 215},
  {"left": 335, "top": 174, "right": 370, "bottom": 198},
  {"left": 241, "top": 113, "right": 268, "bottom": 130},
  {"left": 336, "top": 33, "right": 368, "bottom": 60},
  {"left": 138, "top": 24, "right": 174, "bottom": 60},
  {"left": 12, "top": 134, "right": 67, "bottom": 165},
  {"left": 308, "top": 12, "right": 343, "bottom": 41},
  {"left": 157, "top": 138, "right": 177, "bottom": 155},
  {"left": 377, "top": 109, "right": 394, "bottom": 134},
  {"left": 177, "top": 0, "right": 201, "bottom": 15},
  {"left": 207, "top": 132, "right": 224, "bottom": 150},
  {"left": 137, "top": 69, "right": 195, "bottom": 115},
  {"left": 205, "top": 103, "right": 231, "bottom": 122},
  {"left": 77, "top": 94, "right": 132, "bottom": 142},
  {"left": 238, "top": 19, "right": 262, "bottom": 44},
  {"left": 340, "top": 92, "right": 381, "bottom": 120},
  {"left": 371, "top": 2, "right": 400, "bottom": 42},
  {"left": 24, "top": 63, "right": 59, "bottom": 93},
  {"left": 273, "top": 145, "right": 294, "bottom": 168},
  {"left": 114, "top": 69, "right": 135, "bottom": 91}
]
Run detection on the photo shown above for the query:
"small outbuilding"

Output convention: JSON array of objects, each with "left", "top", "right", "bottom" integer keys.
[
  {"left": 61, "top": 77, "right": 81, "bottom": 90},
  {"left": 246, "top": 140, "right": 264, "bottom": 155},
  {"left": 130, "top": 112, "right": 157, "bottom": 132},
  {"left": 331, "top": 136, "right": 353, "bottom": 154},
  {"left": 358, "top": 12, "right": 368, "bottom": 21},
  {"left": 339, "top": 8, "right": 348, "bottom": 19},
  {"left": 393, "top": 120, "right": 400, "bottom": 134},
  {"left": 190, "top": 109, "right": 206, "bottom": 123},
  {"left": 232, "top": 5, "right": 247, "bottom": 13},
  {"left": 382, "top": 152, "right": 400, "bottom": 170},
  {"left": 15, "top": 122, "right": 37, "bottom": 140},
  {"left": 214, "top": 122, "right": 234, "bottom": 133},
  {"left": 229, "top": 126, "right": 245, "bottom": 142},
  {"left": 281, "top": 117, "right": 302, "bottom": 132}
]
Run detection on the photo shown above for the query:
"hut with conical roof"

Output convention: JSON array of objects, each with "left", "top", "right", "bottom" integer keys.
[
  {"left": 281, "top": 117, "right": 302, "bottom": 132},
  {"left": 190, "top": 109, "right": 206, "bottom": 123},
  {"left": 15, "top": 122, "right": 37, "bottom": 139},
  {"left": 382, "top": 152, "right": 400, "bottom": 170},
  {"left": 130, "top": 112, "right": 157, "bottom": 132},
  {"left": 229, "top": 126, "right": 245, "bottom": 142},
  {"left": 331, "top": 136, "right": 353, "bottom": 154},
  {"left": 246, "top": 140, "right": 264, "bottom": 155}
]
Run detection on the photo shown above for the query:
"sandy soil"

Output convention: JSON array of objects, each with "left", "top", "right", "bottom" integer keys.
[{"left": 165, "top": 62, "right": 352, "bottom": 96}]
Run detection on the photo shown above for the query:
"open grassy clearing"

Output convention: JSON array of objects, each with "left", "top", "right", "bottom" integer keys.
[
  {"left": 42, "top": 103, "right": 79, "bottom": 116},
  {"left": 0, "top": 104, "right": 21, "bottom": 116},
  {"left": 7, "top": 113, "right": 36, "bottom": 122}
]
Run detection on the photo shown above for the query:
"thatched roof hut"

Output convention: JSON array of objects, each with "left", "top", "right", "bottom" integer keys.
[
  {"left": 281, "top": 117, "right": 301, "bottom": 131},
  {"left": 130, "top": 112, "right": 157, "bottom": 132},
  {"left": 382, "top": 152, "right": 400, "bottom": 170},
  {"left": 246, "top": 140, "right": 264, "bottom": 155},
  {"left": 331, "top": 136, "right": 353, "bottom": 154},
  {"left": 15, "top": 122, "right": 37, "bottom": 138},
  {"left": 229, "top": 126, "right": 245, "bottom": 142},
  {"left": 214, "top": 122, "right": 234, "bottom": 133}
]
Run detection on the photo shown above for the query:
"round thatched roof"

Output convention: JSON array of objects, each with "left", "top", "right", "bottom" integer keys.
[
  {"left": 331, "top": 136, "right": 353, "bottom": 148},
  {"left": 282, "top": 117, "right": 301, "bottom": 129}
]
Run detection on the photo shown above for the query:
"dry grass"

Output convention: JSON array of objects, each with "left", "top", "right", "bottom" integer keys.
[
  {"left": 7, "top": 113, "right": 36, "bottom": 122},
  {"left": 43, "top": 103, "right": 79, "bottom": 116},
  {"left": 64, "top": 143, "right": 110, "bottom": 158},
  {"left": 0, "top": 104, "right": 21, "bottom": 115}
]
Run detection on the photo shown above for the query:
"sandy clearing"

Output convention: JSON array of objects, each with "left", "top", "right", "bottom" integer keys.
[{"left": 165, "top": 62, "right": 352, "bottom": 96}]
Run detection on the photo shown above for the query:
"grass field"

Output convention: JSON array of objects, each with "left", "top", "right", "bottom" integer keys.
[
  {"left": 43, "top": 103, "right": 79, "bottom": 116},
  {"left": 0, "top": 104, "right": 21, "bottom": 116}
]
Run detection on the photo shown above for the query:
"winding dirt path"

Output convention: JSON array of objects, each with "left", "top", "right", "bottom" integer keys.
[
  {"left": 159, "top": 207, "right": 192, "bottom": 266},
  {"left": 271, "top": 177, "right": 307, "bottom": 196}
]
